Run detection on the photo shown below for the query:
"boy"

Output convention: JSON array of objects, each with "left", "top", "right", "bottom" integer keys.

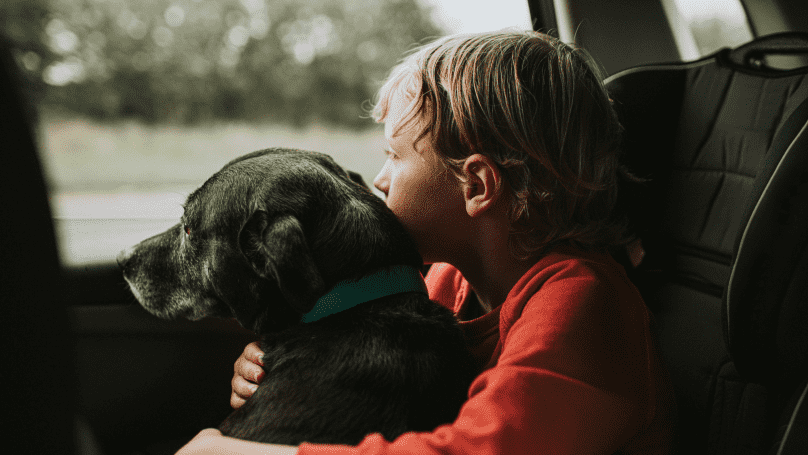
[{"left": 181, "top": 31, "right": 675, "bottom": 455}]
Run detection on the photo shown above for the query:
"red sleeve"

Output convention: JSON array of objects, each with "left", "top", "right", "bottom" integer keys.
[{"left": 423, "top": 262, "right": 468, "bottom": 314}]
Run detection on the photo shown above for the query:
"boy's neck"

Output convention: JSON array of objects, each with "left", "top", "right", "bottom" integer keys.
[
  {"left": 440, "top": 191, "right": 538, "bottom": 313},
  {"left": 456, "top": 291, "right": 489, "bottom": 321},
  {"left": 461, "top": 258, "right": 535, "bottom": 313},
  {"left": 449, "top": 232, "right": 538, "bottom": 314}
]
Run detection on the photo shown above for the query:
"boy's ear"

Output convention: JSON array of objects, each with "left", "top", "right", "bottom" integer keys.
[
  {"left": 239, "top": 211, "right": 325, "bottom": 314},
  {"left": 461, "top": 154, "right": 503, "bottom": 217}
]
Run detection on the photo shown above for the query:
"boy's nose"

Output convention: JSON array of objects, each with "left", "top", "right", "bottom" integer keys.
[{"left": 373, "top": 166, "right": 389, "bottom": 197}]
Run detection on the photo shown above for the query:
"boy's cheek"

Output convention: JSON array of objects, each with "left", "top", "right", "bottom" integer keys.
[{"left": 384, "top": 196, "right": 408, "bottom": 222}]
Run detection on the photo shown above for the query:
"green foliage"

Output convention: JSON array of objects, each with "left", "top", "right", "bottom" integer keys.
[
  {"left": 0, "top": 0, "right": 54, "bottom": 108},
  {"left": 1, "top": 0, "right": 444, "bottom": 128}
]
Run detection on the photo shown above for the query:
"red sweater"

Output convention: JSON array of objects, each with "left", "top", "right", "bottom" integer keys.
[{"left": 298, "top": 246, "right": 675, "bottom": 454}]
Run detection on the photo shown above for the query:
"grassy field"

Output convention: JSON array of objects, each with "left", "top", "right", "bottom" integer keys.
[
  {"left": 36, "top": 116, "right": 390, "bottom": 264},
  {"left": 37, "top": 115, "right": 389, "bottom": 194}
]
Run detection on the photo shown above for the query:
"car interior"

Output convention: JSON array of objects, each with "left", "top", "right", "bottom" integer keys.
[{"left": 2, "top": 0, "right": 807, "bottom": 454}]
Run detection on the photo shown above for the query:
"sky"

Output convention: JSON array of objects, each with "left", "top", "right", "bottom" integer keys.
[{"left": 419, "top": 0, "right": 534, "bottom": 34}]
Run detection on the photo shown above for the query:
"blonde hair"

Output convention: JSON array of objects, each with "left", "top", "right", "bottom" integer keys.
[{"left": 373, "top": 31, "right": 634, "bottom": 259}]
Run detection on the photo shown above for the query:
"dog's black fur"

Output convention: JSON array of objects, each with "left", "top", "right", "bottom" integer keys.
[{"left": 119, "top": 148, "right": 476, "bottom": 445}]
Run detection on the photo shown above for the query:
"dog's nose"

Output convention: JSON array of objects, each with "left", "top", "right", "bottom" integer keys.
[{"left": 116, "top": 245, "right": 135, "bottom": 268}]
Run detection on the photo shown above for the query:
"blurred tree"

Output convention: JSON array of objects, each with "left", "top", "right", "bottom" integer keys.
[
  {"left": 0, "top": 0, "right": 54, "bottom": 109},
  {"left": 0, "top": 0, "right": 444, "bottom": 129}
]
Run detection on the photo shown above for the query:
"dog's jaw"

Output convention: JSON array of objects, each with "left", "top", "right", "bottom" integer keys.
[
  {"left": 122, "top": 270, "right": 224, "bottom": 321},
  {"left": 243, "top": 280, "right": 305, "bottom": 333}
]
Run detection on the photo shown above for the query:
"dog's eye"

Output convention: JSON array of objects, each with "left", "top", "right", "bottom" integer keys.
[{"left": 183, "top": 224, "right": 191, "bottom": 236}]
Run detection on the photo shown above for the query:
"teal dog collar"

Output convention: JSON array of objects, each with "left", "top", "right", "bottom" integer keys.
[{"left": 301, "top": 266, "right": 428, "bottom": 323}]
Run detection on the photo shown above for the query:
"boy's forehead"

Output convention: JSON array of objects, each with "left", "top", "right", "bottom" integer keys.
[{"left": 384, "top": 90, "right": 423, "bottom": 141}]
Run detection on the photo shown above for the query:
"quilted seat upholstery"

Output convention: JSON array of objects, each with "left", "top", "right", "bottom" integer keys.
[{"left": 606, "top": 32, "right": 808, "bottom": 455}]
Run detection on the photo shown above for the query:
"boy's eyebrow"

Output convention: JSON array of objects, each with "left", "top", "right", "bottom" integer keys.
[{"left": 385, "top": 134, "right": 405, "bottom": 153}]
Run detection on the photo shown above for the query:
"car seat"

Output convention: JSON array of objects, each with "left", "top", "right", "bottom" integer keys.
[{"left": 605, "top": 32, "right": 808, "bottom": 454}]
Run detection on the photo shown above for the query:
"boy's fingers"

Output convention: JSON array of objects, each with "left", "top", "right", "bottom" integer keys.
[
  {"left": 230, "top": 376, "right": 258, "bottom": 409},
  {"left": 232, "top": 375, "right": 259, "bottom": 397},
  {"left": 230, "top": 392, "right": 245, "bottom": 410},
  {"left": 231, "top": 341, "right": 265, "bottom": 409},
  {"left": 243, "top": 341, "right": 265, "bottom": 365},
  {"left": 235, "top": 353, "right": 265, "bottom": 383}
]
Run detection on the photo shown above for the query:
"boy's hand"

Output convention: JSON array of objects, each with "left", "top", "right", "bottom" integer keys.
[{"left": 230, "top": 341, "right": 265, "bottom": 409}]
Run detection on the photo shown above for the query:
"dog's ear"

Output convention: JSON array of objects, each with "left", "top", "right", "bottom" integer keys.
[
  {"left": 347, "top": 170, "right": 368, "bottom": 189},
  {"left": 239, "top": 211, "right": 325, "bottom": 315}
]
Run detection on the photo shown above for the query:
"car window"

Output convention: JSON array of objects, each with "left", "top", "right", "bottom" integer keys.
[
  {"left": 660, "top": 0, "right": 753, "bottom": 59},
  {"left": 2, "top": 0, "right": 531, "bottom": 266}
]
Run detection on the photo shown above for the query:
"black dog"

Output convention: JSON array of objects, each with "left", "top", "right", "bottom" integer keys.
[{"left": 118, "top": 148, "right": 476, "bottom": 445}]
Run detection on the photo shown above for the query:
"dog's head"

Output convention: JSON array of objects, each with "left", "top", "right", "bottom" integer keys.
[{"left": 118, "top": 148, "right": 423, "bottom": 333}]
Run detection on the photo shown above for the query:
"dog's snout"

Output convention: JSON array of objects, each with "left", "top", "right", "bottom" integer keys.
[{"left": 117, "top": 245, "right": 135, "bottom": 268}]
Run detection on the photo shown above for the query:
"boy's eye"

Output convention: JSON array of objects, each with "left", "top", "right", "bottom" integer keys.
[{"left": 383, "top": 148, "right": 398, "bottom": 159}]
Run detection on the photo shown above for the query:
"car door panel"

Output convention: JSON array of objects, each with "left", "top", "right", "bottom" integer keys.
[{"left": 66, "top": 264, "right": 257, "bottom": 452}]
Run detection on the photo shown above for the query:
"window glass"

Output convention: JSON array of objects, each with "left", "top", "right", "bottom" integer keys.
[
  {"left": 661, "top": 0, "right": 753, "bottom": 60},
  {"left": 1, "top": 0, "right": 531, "bottom": 265}
]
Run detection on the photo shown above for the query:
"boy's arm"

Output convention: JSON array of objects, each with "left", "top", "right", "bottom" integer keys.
[
  {"left": 176, "top": 429, "right": 299, "bottom": 455},
  {"left": 212, "top": 260, "right": 658, "bottom": 455},
  {"left": 295, "top": 262, "right": 656, "bottom": 455}
]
